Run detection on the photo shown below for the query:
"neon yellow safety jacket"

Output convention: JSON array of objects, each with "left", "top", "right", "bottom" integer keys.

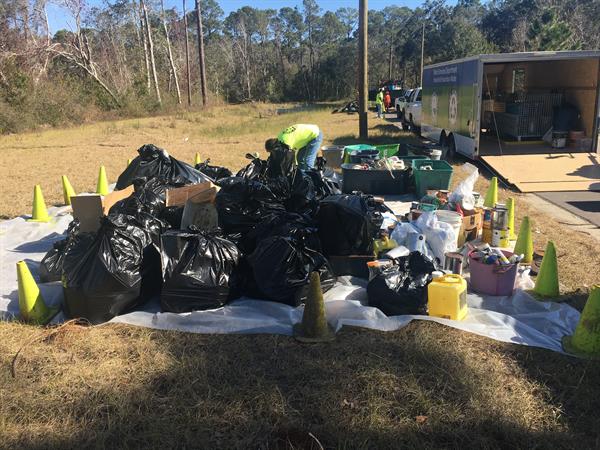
[{"left": 277, "top": 124, "right": 320, "bottom": 151}]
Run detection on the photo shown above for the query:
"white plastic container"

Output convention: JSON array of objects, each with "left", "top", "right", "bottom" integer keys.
[
  {"left": 435, "top": 210, "right": 462, "bottom": 249},
  {"left": 430, "top": 149, "right": 442, "bottom": 160}
]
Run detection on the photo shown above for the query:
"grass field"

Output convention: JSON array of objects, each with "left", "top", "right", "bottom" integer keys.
[{"left": 1, "top": 103, "right": 599, "bottom": 448}]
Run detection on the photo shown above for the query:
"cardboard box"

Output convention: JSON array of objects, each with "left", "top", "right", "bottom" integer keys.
[
  {"left": 71, "top": 186, "right": 135, "bottom": 232},
  {"left": 462, "top": 209, "right": 482, "bottom": 231},
  {"left": 165, "top": 182, "right": 217, "bottom": 207}
]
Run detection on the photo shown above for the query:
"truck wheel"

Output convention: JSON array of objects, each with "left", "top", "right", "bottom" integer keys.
[
  {"left": 396, "top": 107, "right": 402, "bottom": 120},
  {"left": 443, "top": 134, "right": 456, "bottom": 159}
]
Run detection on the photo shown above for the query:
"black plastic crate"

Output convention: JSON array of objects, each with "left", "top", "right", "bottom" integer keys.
[{"left": 342, "top": 166, "right": 413, "bottom": 194}]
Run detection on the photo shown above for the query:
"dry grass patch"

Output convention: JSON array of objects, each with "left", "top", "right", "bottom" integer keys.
[{"left": 1, "top": 321, "right": 598, "bottom": 448}]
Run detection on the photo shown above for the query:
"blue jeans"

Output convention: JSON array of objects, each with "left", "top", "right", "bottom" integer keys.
[
  {"left": 296, "top": 131, "right": 323, "bottom": 170},
  {"left": 376, "top": 104, "right": 382, "bottom": 118}
]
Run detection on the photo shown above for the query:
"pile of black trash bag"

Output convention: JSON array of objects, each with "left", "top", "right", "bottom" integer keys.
[
  {"left": 44, "top": 143, "right": 392, "bottom": 323},
  {"left": 367, "top": 252, "right": 438, "bottom": 316}
]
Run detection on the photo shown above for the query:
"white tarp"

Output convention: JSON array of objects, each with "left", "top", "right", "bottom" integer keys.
[{"left": 0, "top": 207, "right": 580, "bottom": 355}]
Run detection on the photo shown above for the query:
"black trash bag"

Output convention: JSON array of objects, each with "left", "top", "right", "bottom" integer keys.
[
  {"left": 160, "top": 228, "right": 241, "bottom": 313},
  {"left": 305, "top": 169, "right": 341, "bottom": 200},
  {"left": 195, "top": 158, "right": 233, "bottom": 181},
  {"left": 110, "top": 177, "right": 183, "bottom": 218},
  {"left": 266, "top": 144, "right": 296, "bottom": 178},
  {"left": 284, "top": 170, "right": 318, "bottom": 215},
  {"left": 241, "top": 211, "right": 318, "bottom": 254},
  {"left": 236, "top": 153, "right": 268, "bottom": 180},
  {"left": 62, "top": 214, "right": 158, "bottom": 324},
  {"left": 39, "top": 238, "right": 68, "bottom": 283},
  {"left": 247, "top": 235, "right": 335, "bottom": 306},
  {"left": 40, "top": 220, "right": 79, "bottom": 283},
  {"left": 158, "top": 206, "right": 184, "bottom": 229},
  {"left": 215, "top": 177, "right": 285, "bottom": 235},
  {"left": 367, "top": 252, "right": 437, "bottom": 316},
  {"left": 317, "top": 194, "right": 387, "bottom": 256},
  {"left": 116, "top": 144, "right": 210, "bottom": 189}
]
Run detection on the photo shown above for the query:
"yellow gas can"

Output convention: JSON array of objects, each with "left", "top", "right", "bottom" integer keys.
[{"left": 427, "top": 274, "right": 468, "bottom": 321}]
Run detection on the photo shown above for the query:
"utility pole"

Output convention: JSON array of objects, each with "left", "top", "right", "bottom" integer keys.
[
  {"left": 420, "top": 22, "right": 425, "bottom": 86},
  {"left": 195, "top": 0, "right": 208, "bottom": 106},
  {"left": 183, "top": 0, "right": 192, "bottom": 106},
  {"left": 358, "top": 0, "right": 368, "bottom": 140}
]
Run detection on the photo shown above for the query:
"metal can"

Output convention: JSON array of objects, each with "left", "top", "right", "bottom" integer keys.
[
  {"left": 492, "top": 229, "right": 510, "bottom": 248},
  {"left": 443, "top": 252, "right": 464, "bottom": 275},
  {"left": 492, "top": 206, "right": 509, "bottom": 229}
]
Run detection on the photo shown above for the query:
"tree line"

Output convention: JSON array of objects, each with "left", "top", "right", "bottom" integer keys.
[{"left": 1, "top": 0, "right": 598, "bottom": 133}]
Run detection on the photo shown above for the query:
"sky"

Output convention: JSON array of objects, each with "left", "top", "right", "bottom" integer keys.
[{"left": 47, "top": 0, "right": 432, "bottom": 33}]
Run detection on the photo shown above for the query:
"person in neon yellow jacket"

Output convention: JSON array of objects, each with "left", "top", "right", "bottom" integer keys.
[
  {"left": 265, "top": 124, "right": 323, "bottom": 170},
  {"left": 375, "top": 88, "right": 384, "bottom": 118}
]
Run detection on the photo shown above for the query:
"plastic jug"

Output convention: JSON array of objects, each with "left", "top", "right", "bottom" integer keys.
[
  {"left": 373, "top": 236, "right": 398, "bottom": 258},
  {"left": 427, "top": 274, "right": 468, "bottom": 320}
]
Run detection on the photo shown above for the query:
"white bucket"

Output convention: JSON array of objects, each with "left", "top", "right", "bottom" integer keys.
[
  {"left": 435, "top": 210, "right": 462, "bottom": 248},
  {"left": 321, "top": 145, "right": 344, "bottom": 168},
  {"left": 431, "top": 149, "right": 442, "bottom": 160}
]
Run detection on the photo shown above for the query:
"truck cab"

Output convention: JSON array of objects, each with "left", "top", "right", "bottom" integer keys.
[
  {"left": 404, "top": 87, "right": 422, "bottom": 130},
  {"left": 395, "top": 88, "right": 413, "bottom": 120}
]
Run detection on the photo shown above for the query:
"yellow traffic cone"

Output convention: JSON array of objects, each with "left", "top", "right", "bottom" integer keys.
[
  {"left": 506, "top": 197, "right": 517, "bottom": 240},
  {"left": 127, "top": 158, "right": 132, "bottom": 167},
  {"left": 96, "top": 165, "right": 109, "bottom": 195},
  {"left": 562, "top": 284, "right": 600, "bottom": 359},
  {"left": 28, "top": 185, "right": 51, "bottom": 222},
  {"left": 483, "top": 176, "right": 498, "bottom": 208},
  {"left": 513, "top": 216, "right": 533, "bottom": 264},
  {"left": 533, "top": 241, "right": 559, "bottom": 298},
  {"left": 294, "top": 272, "right": 335, "bottom": 343},
  {"left": 61, "top": 175, "right": 76, "bottom": 205},
  {"left": 194, "top": 152, "right": 201, "bottom": 166},
  {"left": 17, "top": 261, "right": 59, "bottom": 325}
]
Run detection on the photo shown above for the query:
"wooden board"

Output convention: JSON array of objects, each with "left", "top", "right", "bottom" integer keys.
[{"left": 481, "top": 153, "right": 600, "bottom": 192}]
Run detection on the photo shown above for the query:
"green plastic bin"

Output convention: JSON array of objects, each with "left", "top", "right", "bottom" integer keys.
[
  {"left": 343, "top": 144, "right": 376, "bottom": 163},
  {"left": 413, "top": 159, "right": 453, "bottom": 198},
  {"left": 374, "top": 144, "right": 400, "bottom": 158}
]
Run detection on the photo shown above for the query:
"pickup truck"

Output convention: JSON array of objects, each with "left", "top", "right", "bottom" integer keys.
[
  {"left": 403, "top": 87, "right": 422, "bottom": 131},
  {"left": 395, "top": 89, "right": 413, "bottom": 120}
]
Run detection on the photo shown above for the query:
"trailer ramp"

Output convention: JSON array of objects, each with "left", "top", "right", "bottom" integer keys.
[{"left": 480, "top": 153, "right": 600, "bottom": 192}]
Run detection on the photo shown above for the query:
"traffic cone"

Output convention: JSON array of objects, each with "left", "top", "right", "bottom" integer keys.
[
  {"left": 194, "top": 152, "right": 201, "bottom": 166},
  {"left": 562, "top": 284, "right": 600, "bottom": 359},
  {"left": 294, "top": 272, "right": 335, "bottom": 343},
  {"left": 17, "top": 261, "right": 59, "bottom": 325},
  {"left": 28, "top": 185, "right": 50, "bottom": 222},
  {"left": 506, "top": 197, "right": 517, "bottom": 240},
  {"left": 513, "top": 216, "right": 533, "bottom": 264},
  {"left": 483, "top": 176, "right": 498, "bottom": 208},
  {"left": 533, "top": 241, "right": 559, "bottom": 298},
  {"left": 96, "top": 166, "right": 109, "bottom": 195},
  {"left": 61, "top": 175, "right": 76, "bottom": 205}
]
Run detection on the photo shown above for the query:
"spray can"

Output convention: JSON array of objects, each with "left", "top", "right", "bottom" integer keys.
[{"left": 482, "top": 208, "right": 493, "bottom": 244}]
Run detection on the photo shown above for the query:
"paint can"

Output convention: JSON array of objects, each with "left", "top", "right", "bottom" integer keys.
[
  {"left": 491, "top": 206, "right": 509, "bottom": 247},
  {"left": 443, "top": 252, "right": 464, "bottom": 275},
  {"left": 492, "top": 229, "right": 510, "bottom": 248},
  {"left": 482, "top": 208, "right": 493, "bottom": 244}
]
